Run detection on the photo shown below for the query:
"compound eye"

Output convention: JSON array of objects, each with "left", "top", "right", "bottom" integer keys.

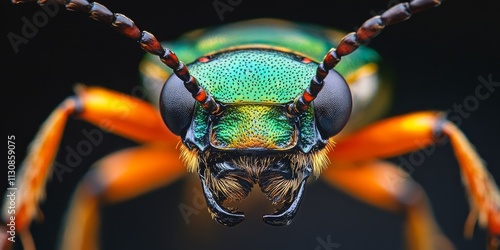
[
  {"left": 313, "top": 69, "right": 352, "bottom": 139},
  {"left": 159, "top": 74, "right": 196, "bottom": 136}
]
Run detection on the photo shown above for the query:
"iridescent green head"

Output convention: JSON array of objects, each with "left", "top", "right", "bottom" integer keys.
[
  {"left": 154, "top": 16, "right": 365, "bottom": 229},
  {"left": 159, "top": 48, "right": 352, "bottom": 227},
  {"left": 161, "top": 49, "right": 352, "bottom": 152},
  {"left": 187, "top": 49, "right": 321, "bottom": 152}
]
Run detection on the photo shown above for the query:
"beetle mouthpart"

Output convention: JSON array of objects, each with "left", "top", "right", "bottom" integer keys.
[
  {"left": 199, "top": 174, "right": 245, "bottom": 227},
  {"left": 262, "top": 174, "right": 309, "bottom": 226},
  {"left": 196, "top": 153, "right": 313, "bottom": 226}
]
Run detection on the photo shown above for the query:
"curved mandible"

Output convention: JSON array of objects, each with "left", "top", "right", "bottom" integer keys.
[
  {"left": 12, "top": 0, "right": 221, "bottom": 114},
  {"left": 288, "top": 0, "right": 442, "bottom": 114}
]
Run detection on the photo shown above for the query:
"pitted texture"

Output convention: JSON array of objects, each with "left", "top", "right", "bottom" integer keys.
[
  {"left": 188, "top": 49, "right": 317, "bottom": 104},
  {"left": 211, "top": 105, "right": 295, "bottom": 149}
]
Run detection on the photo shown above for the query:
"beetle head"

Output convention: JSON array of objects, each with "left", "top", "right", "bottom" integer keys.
[{"left": 159, "top": 49, "right": 351, "bottom": 226}]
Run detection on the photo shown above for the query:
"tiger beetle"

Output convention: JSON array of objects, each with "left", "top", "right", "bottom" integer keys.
[{"left": 2, "top": 0, "right": 499, "bottom": 250}]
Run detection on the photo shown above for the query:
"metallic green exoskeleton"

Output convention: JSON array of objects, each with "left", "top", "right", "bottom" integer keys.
[{"left": 140, "top": 19, "right": 387, "bottom": 226}]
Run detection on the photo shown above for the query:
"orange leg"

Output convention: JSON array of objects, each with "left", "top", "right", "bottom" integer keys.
[
  {"left": 325, "top": 111, "right": 500, "bottom": 249},
  {"left": 322, "top": 160, "right": 454, "bottom": 250},
  {"left": 58, "top": 144, "right": 185, "bottom": 250},
  {"left": 0, "top": 86, "right": 181, "bottom": 250}
]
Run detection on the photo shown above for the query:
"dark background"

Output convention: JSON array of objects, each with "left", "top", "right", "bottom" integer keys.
[{"left": 2, "top": 0, "right": 500, "bottom": 249}]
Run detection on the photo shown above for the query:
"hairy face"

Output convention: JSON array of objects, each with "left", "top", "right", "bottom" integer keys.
[{"left": 179, "top": 143, "right": 331, "bottom": 226}]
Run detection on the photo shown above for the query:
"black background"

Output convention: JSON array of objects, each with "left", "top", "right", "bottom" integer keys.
[{"left": 2, "top": 0, "right": 500, "bottom": 249}]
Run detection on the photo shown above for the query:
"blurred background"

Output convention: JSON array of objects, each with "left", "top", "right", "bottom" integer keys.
[{"left": 3, "top": 0, "right": 500, "bottom": 249}]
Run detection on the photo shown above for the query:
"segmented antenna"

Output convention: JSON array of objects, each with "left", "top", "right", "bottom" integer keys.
[
  {"left": 13, "top": 0, "right": 220, "bottom": 114},
  {"left": 289, "top": 0, "right": 442, "bottom": 114}
]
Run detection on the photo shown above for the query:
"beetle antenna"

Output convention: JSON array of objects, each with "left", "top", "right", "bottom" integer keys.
[
  {"left": 288, "top": 0, "right": 442, "bottom": 114},
  {"left": 12, "top": 0, "right": 221, "bottom": 114}
]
